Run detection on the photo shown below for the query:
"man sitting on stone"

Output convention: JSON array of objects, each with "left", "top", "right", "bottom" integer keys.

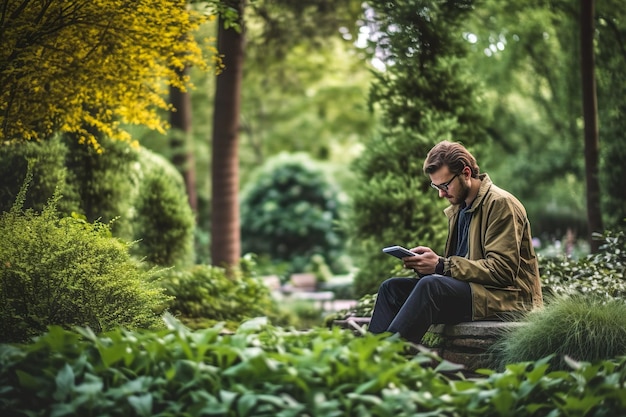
[{"left": 369, "top": 140, "right": 543, "bottom": 344}]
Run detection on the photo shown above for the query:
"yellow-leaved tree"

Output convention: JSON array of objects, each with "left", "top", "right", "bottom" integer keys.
[{"left": 0, "top": 0, "right": 218, "bottom": 150}]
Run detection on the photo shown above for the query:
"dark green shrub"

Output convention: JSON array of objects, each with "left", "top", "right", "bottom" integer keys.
[
  {"left": 0, "top": 182, "right": 170, "bottom": 343},
  {"left": 240, "top": 152, "right": 346, "bottom": 275},
  {"left": 62, "top": 134, "right": 140, "bottom": 241},
  {"left": 159, "top": 255, "right": 290, "bottom": 329},
  {"left": 0, "top": 137, "right": 80, "bottom": 216},
  {"left": 131, "top": 148, "right": 195, "bottom": 267},
  {"left": 493, "top": 295, "right": 626, "bottom": 371}
]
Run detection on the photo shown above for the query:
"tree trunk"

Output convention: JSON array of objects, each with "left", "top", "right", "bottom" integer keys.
[
  {"left": 580, "top": 0, "right": 602, "bottom": 252},
  {"left": 210, "top": 0, "right": 245, "bottom": 270},
  {"left": 170, "top": 65, "right": 198, "bottom": 214}
]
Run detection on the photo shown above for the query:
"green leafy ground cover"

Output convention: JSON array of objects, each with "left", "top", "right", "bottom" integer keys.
[{"left": 1, "top": 315, "right": 625, "bottom": 416}]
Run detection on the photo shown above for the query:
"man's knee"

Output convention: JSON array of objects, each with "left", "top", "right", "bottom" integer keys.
[
  {"left": 378, "top": 277, "right": 402, "bottom": 293},
  {"left": 415, "top": 275, "right": 439, "bottom": 292}
]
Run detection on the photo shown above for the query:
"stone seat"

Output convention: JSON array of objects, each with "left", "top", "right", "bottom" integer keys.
[{"left": 333, "top": 317, "right": 523, "bottom": 371}]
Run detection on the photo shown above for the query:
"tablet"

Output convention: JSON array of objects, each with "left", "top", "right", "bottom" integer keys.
[{"left": 382, "top": 245, "right": 415, "bottom": 259}]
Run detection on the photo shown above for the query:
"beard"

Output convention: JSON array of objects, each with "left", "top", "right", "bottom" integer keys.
[{"left": 446, "top": 179, "right": 471, "bottom": 206}]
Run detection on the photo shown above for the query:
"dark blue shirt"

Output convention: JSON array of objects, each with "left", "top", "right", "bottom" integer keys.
[{"left": 455, "top": 202, "right": 473, "bottom": 257}]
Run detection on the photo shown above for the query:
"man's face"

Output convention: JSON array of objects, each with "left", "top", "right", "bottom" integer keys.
[{"left": 429, "top": 166, "right": 469, "bottom": 206}]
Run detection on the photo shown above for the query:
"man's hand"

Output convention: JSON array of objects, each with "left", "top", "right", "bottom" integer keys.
[{"left": 403, "top": 246, "right": 440, "bottom": 275}]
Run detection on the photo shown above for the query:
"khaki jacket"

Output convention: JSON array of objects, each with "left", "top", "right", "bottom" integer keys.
[{"left": 442, "top": 174, "right": 543, "bottom": 320}]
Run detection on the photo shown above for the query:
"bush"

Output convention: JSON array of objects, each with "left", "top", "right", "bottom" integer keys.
[
  {"left": 62, "top": 134, "right": 140, "bottom": 241},
  {"left": 0, "top": 137, "right": 196, "bottom": 268},
  {"left": 0, "top": 180, "right": 170, "bottom": 343},
  {"left": 131, "top": 148, "right": 195, "bottom": 267},
  {"left": 1, "top": 318, "right": 626, "bottom": 416},
  {"left": 0, "top": 136, "right": 81, "bottom": 216},
  {"left": 159, "top": 255, "right": 291, "bottom": 330},
  {"left": 493, "top": 295, "right": 626, "bottom": 371},
  {"left": 240, "top": 152, "right": 346, "bottom": 275},
  {"left": 540, "top": 229, "right": 626, "bottom": 299}
]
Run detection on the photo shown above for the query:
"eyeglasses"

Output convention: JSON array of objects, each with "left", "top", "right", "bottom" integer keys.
[{"left": 430, "top": 173, "right": 460, "bottom": 192}]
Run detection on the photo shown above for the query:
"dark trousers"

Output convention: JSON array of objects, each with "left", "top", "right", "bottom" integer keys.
[{"left": 368, "top": 275, "right": 472, "bottom": 344}]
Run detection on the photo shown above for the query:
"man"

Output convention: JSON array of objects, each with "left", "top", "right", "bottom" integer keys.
[{"left": 369, "top": 141, "right": 543, "bottom": 344}]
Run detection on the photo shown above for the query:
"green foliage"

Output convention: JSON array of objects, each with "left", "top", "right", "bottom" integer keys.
[
  {"left": 2, "top": 318, "right": 626, "bottom": 416},
  {"left": 159, "top": 256, "right": 289, "bottom": 330},
  {"left": 132, "top": 148, "right": 195, "bottom": 267},
  {"left": 463, "top": 1, "right": 626, "bottom": 237},
  {"left": 540, "top": 229, "right": 626, "bottom": 298},
  {"left": 597, "top": 1, "right": 626, "bottom": 229},
  {"left": 364, "top": 0, "right": 487, "bottom": 140},
  {"left": 0, "top": 183, "right": 170, "bottom": 343},
  {"left": 63, "top": 134, "right": 140, "bottom": 241},
  {"left": 492, "top": 295, "right": 626, "bottom": 371},
  {"left": 0, "top": 137, "right": 196, "bottom": 268},
  {"left": 240, "top": 152, "right": 346, "bottom": 275},
  {"left": 0, "top": 137, "right": 81, "bottom": 216}
]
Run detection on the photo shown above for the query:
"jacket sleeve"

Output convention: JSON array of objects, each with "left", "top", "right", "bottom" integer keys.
[{"left": 444, "top": 197, "right": 524, "bottom": 287}]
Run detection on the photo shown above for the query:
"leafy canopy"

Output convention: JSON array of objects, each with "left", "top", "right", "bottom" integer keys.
[{"left": 0, "top": 0, "right": 218, "bottom": 150}]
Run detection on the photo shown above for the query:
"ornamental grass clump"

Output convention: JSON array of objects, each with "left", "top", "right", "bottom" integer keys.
[
  {"left": 0, "top": 174, "right": 170, "bottom": 343},
  {"left": 493, "top": 294, "right": 626, "bottom": 371}
]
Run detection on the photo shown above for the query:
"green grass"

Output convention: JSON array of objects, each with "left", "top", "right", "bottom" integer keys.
[{"left": 493, "top": 294, "right": 626, "bottom": 370}]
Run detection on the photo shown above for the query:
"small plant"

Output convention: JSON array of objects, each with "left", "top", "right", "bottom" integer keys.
[{"left": 492, "top": 295, "right": 626, "bottom": 371}]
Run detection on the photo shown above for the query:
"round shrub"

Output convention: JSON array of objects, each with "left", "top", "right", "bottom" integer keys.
[
  {"left": 0, "top": 187, "right": 170, "bottom": 343},
  {"left": 240, "top": 153, "right": 345, "bottom": 275},
  {"left": 130, "top": 148, "right": 195, "bottom": 267},
  {"left": 493, "top": 295, "right": 626, "bottom": 371}
]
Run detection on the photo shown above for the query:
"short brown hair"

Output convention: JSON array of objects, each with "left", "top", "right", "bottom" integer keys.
[{"left": 423, "top": 141, "right": 480, "bottom": 178}]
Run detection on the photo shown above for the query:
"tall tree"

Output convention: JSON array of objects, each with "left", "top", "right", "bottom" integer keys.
[
  {"left": 595, "top": 0, "right": 626, "bottom": 230},
  {"left": 580, "top": 0, "right": 602, "bottom": 252},
  {"left": 210, "top": 0, "right": 246, "bottom": 269}
]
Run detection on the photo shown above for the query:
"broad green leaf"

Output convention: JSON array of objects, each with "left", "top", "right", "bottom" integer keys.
[
  {"left": 53, "top": 364, "right": 75, "bottom": 402},
  {"left": 15, "top": 370, "right": 41, "bottom": 390},
  {"left": 128, "top": 393, "right": 153, "bottom": 417}
]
